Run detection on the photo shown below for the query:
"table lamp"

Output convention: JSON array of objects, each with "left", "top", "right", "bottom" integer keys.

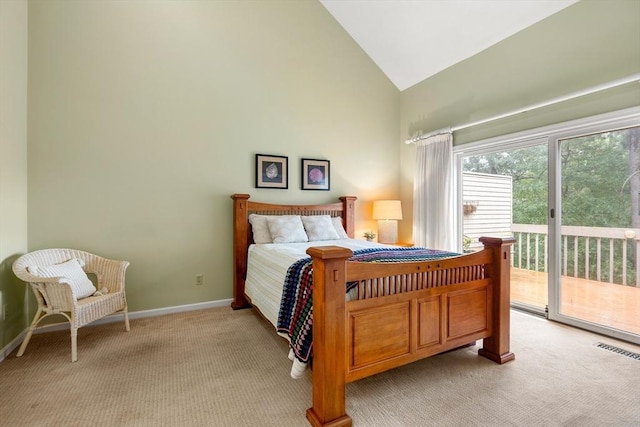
[{"left": 372, "top": 200, "right": 402, "bottom": 244}]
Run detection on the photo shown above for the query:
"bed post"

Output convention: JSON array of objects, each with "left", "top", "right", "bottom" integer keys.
[
  {"left": 478, "top": 236, "right": 516, "bottom": 364},
  {"left": 339, "top": 196, "right": 357, "bottom": 238},
  {"left": 306, "top": 246, "right": 354, "bottom": 427},
  {"left": 231, "top": 194, "right": 252, "bottom": 309}
]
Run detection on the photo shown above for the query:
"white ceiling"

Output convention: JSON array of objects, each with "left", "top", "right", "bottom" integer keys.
[{"left": 319, "top": 0, "right": 579, "bottom": 91}]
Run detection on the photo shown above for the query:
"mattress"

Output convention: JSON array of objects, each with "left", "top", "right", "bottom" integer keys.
[
  {"left": 245, "top": 239, "right": 387, "bottom": 327},
  {"left": 244, "top": 239, "right": 389, "bottom": 377}
]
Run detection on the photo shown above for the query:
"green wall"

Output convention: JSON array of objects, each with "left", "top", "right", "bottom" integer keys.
[
  {"left": 398, "top": 0, "right": 640, "bottom": 239},
  {"left": 23, "top": 1, "right": 399, "bottom": 326},
  {"left": 0, "top": 0, "right": 29, "bottom": 355},
  {"left": 1, "top": 0, "right": 401, "bottom": 352}
]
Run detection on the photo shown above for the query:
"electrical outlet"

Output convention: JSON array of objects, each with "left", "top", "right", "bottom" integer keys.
[{"left": 196, "top": 274, "right": 204, "bottom": 286}]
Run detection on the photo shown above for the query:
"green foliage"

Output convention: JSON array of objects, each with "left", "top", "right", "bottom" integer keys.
[{"left": 560, "top": 132, "right": 631, "bottom": 227}]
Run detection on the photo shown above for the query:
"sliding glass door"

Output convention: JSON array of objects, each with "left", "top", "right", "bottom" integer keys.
[
  {"left": 549, "top": 126, "right": 640, "bottom": 341},
  {"left": 456, "top": 107, "right": 640, "bottom": 344}
]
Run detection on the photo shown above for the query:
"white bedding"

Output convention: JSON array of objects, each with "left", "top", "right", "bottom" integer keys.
[{"left": 245, "top": 238, "right": 389, "bottom": 377}]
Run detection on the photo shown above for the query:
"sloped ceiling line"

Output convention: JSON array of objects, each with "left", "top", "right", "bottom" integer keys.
[{"left": 319, "top": 0, "right": 580, "bottom": 91}]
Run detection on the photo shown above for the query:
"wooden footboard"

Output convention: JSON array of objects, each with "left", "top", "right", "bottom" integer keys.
[{"left": 306, "top": 237, "right": 515, "bottom": 427}]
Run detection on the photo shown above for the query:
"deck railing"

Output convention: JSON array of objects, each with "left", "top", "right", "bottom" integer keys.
[{"left": 510, "top": 224, "right": 640, "bottom": 287}]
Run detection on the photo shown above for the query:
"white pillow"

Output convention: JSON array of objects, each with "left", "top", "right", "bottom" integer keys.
[
  {"left": 331, "top": 216, "right": 349, "bottom": 239},
  {"left": 27, "top": 258, "right": 97, "bottom": 299},
  {"left": 249, "top": 214, "right": 272, "bottom": 244},
  {"left": 267, "top": 215, "right": 308, "bottom": 243},
  {"left": 302, "top": 215, "right": 339, "bottom": 241}
]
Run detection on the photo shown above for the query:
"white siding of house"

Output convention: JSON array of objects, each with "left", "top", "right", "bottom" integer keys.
[{"left": 463, "top": 172, "right": 512, "bottom": 251}]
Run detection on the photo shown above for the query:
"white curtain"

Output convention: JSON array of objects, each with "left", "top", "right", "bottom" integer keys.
[{"left": 412, "top": 132, "right": 455, "bottom": 251}]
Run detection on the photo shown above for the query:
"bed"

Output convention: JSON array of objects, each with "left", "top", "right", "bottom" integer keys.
[{"left": 231, "top": 193, "right": 515, "bottom": 427}]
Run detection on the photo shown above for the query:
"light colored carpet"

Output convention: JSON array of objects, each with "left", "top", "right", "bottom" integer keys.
[{"left": 1, "top": 308, "right": 638, "bottom": 427}]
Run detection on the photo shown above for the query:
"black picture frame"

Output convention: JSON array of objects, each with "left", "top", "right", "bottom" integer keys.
[
  {"left": 301, "top": 158, "right": 330, "bottom": 191},
  {"left": 255, "top": 154, "right": 288, "bottom": 189}
]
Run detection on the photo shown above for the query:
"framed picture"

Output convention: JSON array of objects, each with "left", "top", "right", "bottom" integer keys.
[
  {"left": 255, "top": 154, "right": 288, "bottom": 189},
  {"left": 301, "top": 158, "right": 330, "bottom": 191}
]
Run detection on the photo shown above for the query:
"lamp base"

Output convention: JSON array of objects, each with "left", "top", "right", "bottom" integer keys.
[{"left": 377, "top": 220, "right": 398, "bottom": 244}]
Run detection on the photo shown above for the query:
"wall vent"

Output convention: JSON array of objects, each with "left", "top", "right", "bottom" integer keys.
[{"left": 595, "top": 342, "right": 640, "bottom": 360}]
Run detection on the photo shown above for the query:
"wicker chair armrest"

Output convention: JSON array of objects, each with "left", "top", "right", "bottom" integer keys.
[
  {"left": 36, "top": 280, "right": 77, "bottom": 310},
  {"left": 86, "top": 258, "right": 130, "bottom": 294}
]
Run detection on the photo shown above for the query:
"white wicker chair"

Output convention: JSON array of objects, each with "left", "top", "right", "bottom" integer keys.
[{"left": 12, "top": 248, "right": 130, "bottom": 362}]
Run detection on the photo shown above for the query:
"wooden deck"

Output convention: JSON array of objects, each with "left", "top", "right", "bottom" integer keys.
[{"left": 511, "top": 267, "right": 640, "bottom": 335}]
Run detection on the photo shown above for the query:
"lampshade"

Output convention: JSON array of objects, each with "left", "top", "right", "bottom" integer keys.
[
  {"left": 372, "top": 200, "right": 403, "bottom": 220},
  {"left": 372, "top": 200, "right": 402, "bottom": 244}
]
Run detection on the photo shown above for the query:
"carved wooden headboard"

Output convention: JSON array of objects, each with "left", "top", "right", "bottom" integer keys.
[{"left": 230, "top": 193, "right": 356, "bottom": 309}]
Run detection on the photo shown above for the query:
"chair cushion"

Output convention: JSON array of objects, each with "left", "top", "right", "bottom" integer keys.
[{"left": 28, "top": 258, "right": 97, "bottom": 299}]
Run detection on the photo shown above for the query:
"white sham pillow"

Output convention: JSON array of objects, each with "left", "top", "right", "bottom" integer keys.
[
  {"left": 302, "top": 215, "right": 339, "bottom": 241},
  {"left": 267, "top": 215, "right": 309, "bottom": 243},
  {"left": 331, "top": 216, "right": 350, "bottom": 239},
  {"left": 27, "top": 258, "right": 97, "bottom": 299},
  {"left": 249, "top": 214, "right": 273, "bottom": 244}
]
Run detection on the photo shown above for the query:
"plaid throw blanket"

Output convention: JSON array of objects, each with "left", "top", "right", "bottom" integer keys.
[{"left": 276, "top": 247, "right": 458, "bottom": 364}]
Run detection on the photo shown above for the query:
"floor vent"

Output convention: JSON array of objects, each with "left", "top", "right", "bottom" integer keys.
[{"left": 595, "top": 342, "right": 640, "bottom": 360}]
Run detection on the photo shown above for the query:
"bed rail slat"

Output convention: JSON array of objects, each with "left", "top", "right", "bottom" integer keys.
[{"left": 350, "top": 262, "right": 488, "bottom": 300}]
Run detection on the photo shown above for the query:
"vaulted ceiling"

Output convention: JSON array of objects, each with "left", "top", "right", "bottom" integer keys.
[{"left": 319, "top": 0, "right": 579, "bottom": 91}]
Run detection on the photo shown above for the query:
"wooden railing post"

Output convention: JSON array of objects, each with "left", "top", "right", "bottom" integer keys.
[
  {"left": 305, "top": 246, "right": 353, "bottom": 427},
  {"left": 478, "top": 236, "right": 516, "bottom": 364}
]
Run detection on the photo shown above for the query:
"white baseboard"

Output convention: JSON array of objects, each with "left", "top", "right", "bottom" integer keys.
[{"left": 0, "top": 298, "right": 234, "bottom": 363}]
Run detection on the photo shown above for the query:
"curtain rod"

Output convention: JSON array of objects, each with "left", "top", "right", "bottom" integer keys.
[{"left": 404, "top": 73, "right": 640, "bottom": 144}]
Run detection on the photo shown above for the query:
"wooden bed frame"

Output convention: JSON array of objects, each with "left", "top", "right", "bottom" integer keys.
[{"left": 231, "top": 194, "right": 515, "bottom": 427}]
